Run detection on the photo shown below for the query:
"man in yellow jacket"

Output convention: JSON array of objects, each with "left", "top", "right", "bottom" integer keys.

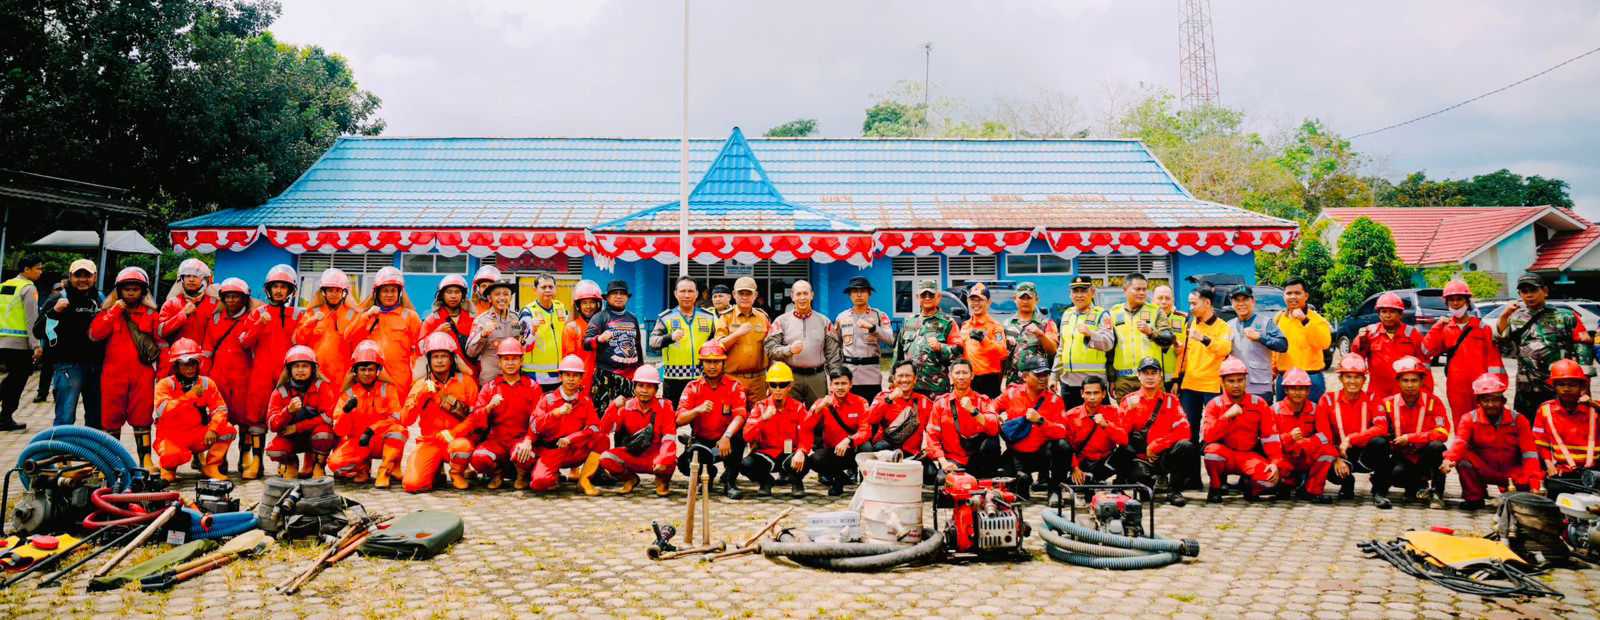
[
  {"left": 1178, "top": 285, "right": 1232, "bottom": 442},
  {"left": 1273, "top": 278, "right": 1332, "bottom": 402}
]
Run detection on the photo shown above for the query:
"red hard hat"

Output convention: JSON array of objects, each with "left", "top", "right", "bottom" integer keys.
[
  {"left": 1549, "top": 359, "right": 1588, "bottom": 383},
  {"left": 218, "top": 277, "right": 250, "bottom": 297},
  {"left": 473, "top": 265, "right": 502, "bottom": 284},
  {"left": 1219, "top": 357, "right": 1248, "bottom": 377},
  {"left": 420, "top": 332, "right": 457, "bottom": 356},
  {"left": 264, "top": 264, "right": 297, "bottom": 288},
  {"left": 632, "top": 364, "right": 661, "bottom": 385},
  {"left": 1280, "top": 368, "right": 1312, "bottom": 387},
  {"left": 1336, "top": 353, "right": 1368, "bottom": 375},
  {"left": 319, "top": 268, "right": 350, "bottom": 291},
  {"left": 113, "top": 267, "right": 149, "bottom": 288},
  {"left": 374, "top": 266, "right": 404, "bottom": 290},
  {"left": 1375, "top": 292, "right": 1404, "bottom": 311},
  {"left": 495, "top": 338, "right": 525, "bottom": 358},
  {"left": 1442, "top": 279, "right": 1471, "bottom": 298},
  {"left": 558, "top": 354, "right": 586, "bottom": 374},
  {"left": 1472, "top": 373, "right": 1507, "bottom": 396},
  {"left": 573, "top": 280, "right": 603, "bottom": 302},
  {"left": 168, "top": 338, "right": 203, "bottom": 364},
  {"left": 351, "top": 340, "right": 383, "bottom": 366},
  {"left": 283, "top": 345, "right": 318, "bottom": 367},
  {"left": 438, "top": 274, "right": 468, "bottom": 294},
  {"left": 1391, "top": 356, "right": 1426, "bottom": 377},
  {"left": 698, "top": 341, "right": 728, "bottom": 361}
]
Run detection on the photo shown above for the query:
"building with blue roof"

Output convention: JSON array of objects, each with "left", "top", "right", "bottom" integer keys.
[{"left": 172, "top": 127, "right": 1297, "bottom": 322}]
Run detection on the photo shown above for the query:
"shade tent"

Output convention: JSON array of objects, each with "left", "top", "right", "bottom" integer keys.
[{"left": 30, "top": 230, "right": 163, "bottom": 297}]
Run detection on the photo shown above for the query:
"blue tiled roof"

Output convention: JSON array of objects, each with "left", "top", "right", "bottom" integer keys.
[{"left": 173, "top": 128, "right": 1288, "bottom": 231}]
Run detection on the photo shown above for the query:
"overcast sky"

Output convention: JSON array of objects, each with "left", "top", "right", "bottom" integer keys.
[{"left": 271, "top": 0, "right": 1600, "bottom": 218}]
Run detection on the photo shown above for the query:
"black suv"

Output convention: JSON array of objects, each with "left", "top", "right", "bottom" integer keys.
[
  {"left": 1331, "top": 288, "right": 1448, "bottom": 358},
  {"left": 1185, "top": 273, "right": 1287, "bottom": 323}
]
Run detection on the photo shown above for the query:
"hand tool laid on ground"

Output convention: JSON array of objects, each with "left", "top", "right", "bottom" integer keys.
[
  {"left": 89, "top": 503, "right": 178, "bottom": 578},
  {"left": 276, "top": 512, "right": 390, "bottom": 595},
  {"left": 0, "top": 526, "right": 117, "bottom": 589},
  {"left": 35, "top": 526, "right": 142, "bottom": 588},
  {"left": 139, "top": 530, "right": 272, "bottom": 591},
  {"left": 710, "top": 507, "right": 793, "bottom": 562}
]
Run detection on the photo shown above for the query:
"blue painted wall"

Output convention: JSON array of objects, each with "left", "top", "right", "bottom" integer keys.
[
  {"left": 214, "top": 242, "right": 293, "bottom": 299},
  {"left": 1482, "top": 225, "right": 1537, "bottom": 276}
]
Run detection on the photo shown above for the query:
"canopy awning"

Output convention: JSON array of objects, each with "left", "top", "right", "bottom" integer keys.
[{"left": 31, "top": 230, "right": 162, "bottom": 255}]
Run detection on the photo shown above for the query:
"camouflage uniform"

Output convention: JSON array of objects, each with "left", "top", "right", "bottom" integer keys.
[
  {"left": 892, "top": 310, "right": 959, "bottom": 396},
  {"left": 1496, "top": 303, "right": 1594, "bottom": 418},
  {"left": 1003, "top": 312, "right": 1056, "bottom": 386}
]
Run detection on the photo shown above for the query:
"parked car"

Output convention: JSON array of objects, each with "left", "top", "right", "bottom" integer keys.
[
  {"left": 1185, "top": 274, "right": 1286, "bottom": 323},
  {"left": 1477, "top": 298, "right": 1600, "bottom": 336},
  {"left": 949, "top": 281, "right": 1020, "bottom": 325},
  {"left": 1331, "top": 288, "right": 1448, "bottom": 358}
]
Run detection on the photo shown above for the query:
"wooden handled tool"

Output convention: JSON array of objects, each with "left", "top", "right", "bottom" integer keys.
[{"left": 91, "top": 503, "right": 178, "bottom": 578}]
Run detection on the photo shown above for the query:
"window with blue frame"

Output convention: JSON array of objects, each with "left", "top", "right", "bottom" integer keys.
[
  {"left": 1004, "top": 253, "right": 1072, "bottom": 276},
  {"left": 402, "top": 253, "right": 468, "bottom": 275}
]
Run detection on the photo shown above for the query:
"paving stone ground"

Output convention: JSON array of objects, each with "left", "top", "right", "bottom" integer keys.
[{"left": 0, "top": 369, "right": 1596, "bottom": 619}]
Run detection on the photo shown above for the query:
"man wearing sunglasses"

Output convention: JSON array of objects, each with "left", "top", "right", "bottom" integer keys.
[{"left": 742, "top": 362, "right": 808, "bottom": 497}]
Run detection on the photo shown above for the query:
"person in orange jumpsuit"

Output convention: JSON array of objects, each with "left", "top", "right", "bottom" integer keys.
[
  {"left": 1318, "top": 353, "right": 1394, "bottom": 508},
  {"left": 347, "top": 266, "right": 421, "bottom": 396},
  {"left": 1442, "top": 372, "right": 1541, "bottom": 510},
  {"left": 1381, "top": 356, "right": 1452, "bottom": 503},
  {"left": 676, "top": 341, "right": 749, "bottom": 498},
  {"left": 89, "top": 267, "right": 160, "bottom": 468},
  {"left": 1533, "top": 359, "right": 1598, "bottom": 495},
  {"left": 743, "top": 362, "right": 808, "bottom": 497},
  {"left": 1351, "top": 291, "right": 1432, "bottom": 399},
  {"left": 236, "top": 264, "right": 301, "bottom": 479},
  {"left": 328, "top": 340, "right": 407, "bottom": 487},
  {"left": 294, "top": 268, "right": 360, "bottom": 386},
  {"left": 460, "top": 338, "right": 541, "bottom": 489},
  {"left": 402, "top": 332, "right": 480, "bottom": 493},
  {"left": 1116, "top": 357, "right": 1196, "bottom": 506},
  {"left": 420, "top": 275, "right": 476, "bottom": 374},
  {"left": 1274, "top": 369, "right": 1336, "bottom": 503},
  {"left": 562, "top": 280, "right": 603, "bottom": 396},
  {"left": 1424, "top": 280, "right": 1506, "bottom": 421},
  {"left": 925, "top": 360, "right": 1002, "bottom": 479},
  {"left": 200, "top": 278, "right": 255, "bottom": 472},
  {"left": 151, "top": 338, "right": 234, "bottom": 482},
  {"left": 798, "top": 369, "right": 872, "bottom": 496},
  {"left": 512, "top": 354, "right": 602, "bottom": 494},
  {"left": 157, "top": 258, "right": 215, "bottom": 377},
  {"left": 470, "top": 265, "right": 502, "bottom": 316},
  {"left": 994, "top": 355, "right": 1068, "bottom": 501},
  {"left": 265, "top": 345, "right": 338, "bottom": 479},
  {"left": 597, "top": 364, "right": 678, "bottom": 496},
  {"left": 1201, "top": 357, "right": 1286, "bottom": 503}
]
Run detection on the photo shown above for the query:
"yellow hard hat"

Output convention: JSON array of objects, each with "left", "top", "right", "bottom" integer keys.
[{"left": 766, "top": 362, "right": 794, "bottom": 384}]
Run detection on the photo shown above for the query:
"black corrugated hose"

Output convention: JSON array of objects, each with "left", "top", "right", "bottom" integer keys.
[
  {"left": 1039, "top": 510, "right": 1199, "bottom": 570},
  {"left": 761, "top": 529, "right": 945, "bottom": 572}
]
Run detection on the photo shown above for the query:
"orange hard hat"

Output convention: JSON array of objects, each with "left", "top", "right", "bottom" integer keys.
[
  {"left": 1336, "top": 353, "right": 1368, "bottom": 375},
  {"left": 351, "top": 340, "right": 383, "bottom": 366},
  {"left": 495, "top": 337, "right": 525, "bottom": 358},
  {"left": 1280, "top": 368, "right": 1312, "bottom": 387},
  {"left": 1472, "top": 373, "right": 1507, "bottom": 396},
  {"left": 1219, "top": 357, "right": 1249, "bottom": 377},
  {"left": 632, "top": 364, "right": 661, "bottom": 385},
  {"left": 283, "top": 345, "right": 318, "bottom": 367},
  {"left": 1549, "top": 359, "right": 1588, "bottom": 384},
  {"left": 168, "top": 338, "right": 203, "bottom": 364},
  {"left": 1442, "top": 280, "right": 1471, "bottom": 298},
  {"left": 1375, "top": 292, "right": 1404, "bottom": 311},
  {"left": 1391, "top": 356, "right": 1426, "bottom": 377},
  {"left": 558, "top": 354, "right": 587, "bottom": 374},
  {"left": 420, "top": 332, "right": 457, "bottom": 356},
  {"left": 698, "top": 341, "right": 728, "bottom": 361}
]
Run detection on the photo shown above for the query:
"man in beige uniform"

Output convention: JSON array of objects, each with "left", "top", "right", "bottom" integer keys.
[
  {"left": 764, "top": 280, "right": 839, "bottom": 406},
  {"left": 716, "top": 277, "right": 771, "bottom": 402},
  {"left": 835, "top": 276, "right": 894, "bottom": 402}
]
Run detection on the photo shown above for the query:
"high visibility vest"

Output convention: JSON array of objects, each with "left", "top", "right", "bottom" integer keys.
[
  {"left": 520, "top": 299, "right": 570, "bottom": 374},
  {"left": 0, "top": 276, "right": 32, "bottom": 342},
  {"left": 1057, "top": 306, "right": 1109, "bottom": 374},
  {"left": 1109, "top": 303, "right": 1164, "bottom": 374},
  {"left": 1162, "top": 310, "right": 1188, "bottom": 376},
  {"left": 656, "top": 308, "right": 717, "bottom": 379}
]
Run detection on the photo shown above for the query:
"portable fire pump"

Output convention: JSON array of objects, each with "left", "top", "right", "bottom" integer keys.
[
  {"left": 1064, "top": 483, "right": 1159, "bottom": 539},
  {"left": 932, "top": 471, "right": 1028, "bottom": 559}
]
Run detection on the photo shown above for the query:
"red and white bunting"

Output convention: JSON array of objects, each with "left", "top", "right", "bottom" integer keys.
[
  {"left": 171, "top": 228, "right": 589, "bottom": 257},
  {"left": 1042, "top": 228, "right": 1296, "bottom": 258},
  {"left": 589, "top": 232, "right": 875, "bottom": 267},
  {"left": 169, "top": 228, "right": 262, "bottom": 253},
  {"left": 874, "top": 230, "right": 1036, "bottom": 257}
]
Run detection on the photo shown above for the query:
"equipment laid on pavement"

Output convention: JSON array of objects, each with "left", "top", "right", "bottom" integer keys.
[
  {"left": 1041, "top": 484, "right": 1200, "bottom": 570},
  {"left": 90, "top": 503, "right": 179, "bottom": 579},
  {"left": 647, "top": 521, "right": 677, "bottom": 557},
  {"left": 650, "top": 454, "right": 722, "bottom": 561},
  {"left": 140, "top": 530, "right": 273, "bottom": 591},
  {"left": 277, "top": 510, "right": 391, "bottom": 595},
  {"left": 1496, "top": 492, "right": 1571, "bottom": 566},
  {"left": 358, "top": 511, "right": 463, "bottom": 560},
  {"left": 850, "top": 452, "right": 923, "bottom": 543},
  {"left": 0, "top": 534, "right": 82, "bottom": 572},
  {"left": 1556, "top": 492, "right": 1600, "bottom": 561},
  {"left": 708, "top": 507, "right": 792, "bottom": 562},
  {"left": 4, "top": 427, "right": 148, "bottom": 535},
  {"left": 89, "top": 537, "right": 216, "bottom": 592},
  {"left": 0, "top": 526, "right": 119, "bottom": 589},
  {"left": 194, "top": 479, "right": 239, "bottom": 514},
  {"left": 34, "top": 526, "right": 143, "bottom": 588},
  {"left": 256, "top": 477, "right": 354, "bottom": 541},
  {"left": 1359, "top": 532, "right": 1562, "bottom": 599},
  {"left": 933, "top": 471, "right": 1027, "bottom": 560},
  {"left": 802, "top": 511, "right": 861, "bottom": 544}
]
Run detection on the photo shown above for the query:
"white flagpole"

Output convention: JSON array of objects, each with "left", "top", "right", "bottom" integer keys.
[{"left": 678, "top": 0, "right": 690, "bottom": 278}]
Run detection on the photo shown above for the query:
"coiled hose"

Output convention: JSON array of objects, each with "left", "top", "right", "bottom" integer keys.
[
  {"left": 762, "top": 529, "right": 945, "bottom": 572},
  {"left": 19, "top": 427, "right": 140, "bottom": 490},
  {"left": 1039, "top": 510, "right": 1198, "bottom": 570},
  {"left": 182, "top": 509, "right": 259, "bottom": 540},
  {"left": 82, "top": 488, "right": 182, "bottom": 529}
]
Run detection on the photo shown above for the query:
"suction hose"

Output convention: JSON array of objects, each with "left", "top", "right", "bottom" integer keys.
[
  {"left": 1040, "top": 510, "right": 1199, "bottom": 556},
  {"left": 16, "top": 440, "right": 126, "bottom": 491},
  {"left": 1039, "top": 510, "right": 1197, "bottom": 570},
  {"left": 762, "top": 529, "right": 945, "bottom": 572},
  {"left": 18, "top": 427, "right": 139, "bottom": 491}
]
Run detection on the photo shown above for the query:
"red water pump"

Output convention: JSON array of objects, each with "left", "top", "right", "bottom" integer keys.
[{"left": 934, "top": 471, "right": 1028, "bottom": 559}]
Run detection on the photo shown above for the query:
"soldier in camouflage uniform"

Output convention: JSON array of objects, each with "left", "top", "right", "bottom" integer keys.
[
  {"left": 1496, "top": 273, "right": 1594, "bottom": 419},
  {"left": 890, "top": 279, "right": 961, "bottom": 396},
  {"left": 1002, "top": 282, "right": 1059, "bottom": 387}
]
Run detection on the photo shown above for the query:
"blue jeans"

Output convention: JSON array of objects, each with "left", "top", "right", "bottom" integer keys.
[
  {"left": 1273, "top": 371, "right": 1326, "bottom": 403},
  {"left": 51, "top": 361, "right": 102, "bottom": 428},
  {"left": 1178, "top": 389, "right": 1217, "bottom": 444}
]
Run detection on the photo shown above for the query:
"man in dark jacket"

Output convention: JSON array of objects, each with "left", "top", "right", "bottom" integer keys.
[
  {"left": 583, "top": 280, "right": 643, "bottom": 408},
  {"left": 38, "top": 259, "right": 104, "bottom": 428}
]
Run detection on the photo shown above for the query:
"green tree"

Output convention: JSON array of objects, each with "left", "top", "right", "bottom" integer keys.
[
  {"left": 0, "top": 0, "right": 382, "bottom": 242},
  {"left": 1376, "top": 169, "right": 1573, "bottom": 208},
  {"left": 862, "top": 101, "right": 925, "bottom": 137},
  {"left": 1523, "top": 175, "right": 1574, "bottom": 208},
  {"left": 1377, "top": 172, "right": 1466, "bottom": 207},
  {"left": 1421, "top": 265, "right": 1502, "bottom": 299},
  {"left": 764, "top": 118, "right": 817, "bottom": 137},
  {"left": 1287, "top": 235, "right": 1334, "bottom": 308},
  {"left": 1274, "top": 119, "right": 1371, "bottom": 215},
  {"left": 1322, "top": 217, "right": 1410, "bottom": 321}
]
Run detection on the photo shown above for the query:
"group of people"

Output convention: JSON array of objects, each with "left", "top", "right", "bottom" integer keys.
[{"left": 11, "top": 253, "right": 1597, "bottom": 508}]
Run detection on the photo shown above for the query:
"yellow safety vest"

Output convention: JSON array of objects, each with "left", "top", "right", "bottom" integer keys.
[
  {"left": 1057, "top": 305, "right": 1109, "bottom": 374},
  {"left": 0, "top": 277, "right": 32, "bottom": 342},
  {"left": 520, "top": 299, "right": 569, "bottom": 374},
  {"left": 1110, "top": 303, "right": 1164, "bottom": 374},
  {"left": 656, "top": 308, "right": 717, "bottom": 379},
  {"left": 1161, "top": 310, "right": 1188, "bottom": 376}
]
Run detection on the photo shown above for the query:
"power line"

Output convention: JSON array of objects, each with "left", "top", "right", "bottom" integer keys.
[{"left": 1350, "top": 44, "right": 1600, "bottom": 139}]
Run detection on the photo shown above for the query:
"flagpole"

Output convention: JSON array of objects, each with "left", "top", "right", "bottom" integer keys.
[{"left": 678, "top": 0, "right": 690, "bottom": 278}]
